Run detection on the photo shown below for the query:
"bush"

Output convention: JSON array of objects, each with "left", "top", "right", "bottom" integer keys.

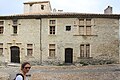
[
  {"left": 78, "top": 59, "right": 115, "bottom": 66},
  {"left": 79, "top": 61, "right": 89, "bottom": 66}
]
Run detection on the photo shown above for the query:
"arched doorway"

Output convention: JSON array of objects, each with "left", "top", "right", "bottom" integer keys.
[
  {"left": 10, "top": 46, "right": 20, "bottom": 63},
  {"left": 65, "top": 48, "right": 73, "bottom": 63}
]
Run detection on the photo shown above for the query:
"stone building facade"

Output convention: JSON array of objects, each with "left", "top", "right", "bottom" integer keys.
[{"left": 0, "top": 1, "right": 120, "bottom": 65}]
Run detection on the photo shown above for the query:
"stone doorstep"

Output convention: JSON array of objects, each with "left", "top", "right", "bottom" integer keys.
[{"left": 7, "top": 63, "right": 21, "bottom": 67}]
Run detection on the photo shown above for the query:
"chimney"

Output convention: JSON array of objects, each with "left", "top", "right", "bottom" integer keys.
[
  {"left": 53, "top": 8, "right": 57, "bottom": 12},
  {"left": 104, "top": 6, "right": 112, "bottom": 14},
  {"left": 58, "top": 10, "right": 63, "bottom": 12}
]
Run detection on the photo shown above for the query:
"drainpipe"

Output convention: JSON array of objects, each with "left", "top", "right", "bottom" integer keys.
[
  {"left": 119, "top": 19, "right": 120, "bottom": 63},
  {"left": 40, "top": 18, "right": 42, "bottom": 65}
]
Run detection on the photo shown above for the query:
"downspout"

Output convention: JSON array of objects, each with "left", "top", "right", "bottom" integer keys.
[
  {"left": 118, "top": 18, "right": 120, "bottom": 63},
  {"left": 40, "top": 18, "right": 42, "bottom": 65}
]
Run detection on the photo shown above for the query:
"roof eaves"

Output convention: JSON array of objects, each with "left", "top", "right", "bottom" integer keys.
[
  {"left": 24, "top": 1, "right": 50, "bottom": 4},
  {"left": 0, "top": 13, "right": 120, "bottom": 19}
]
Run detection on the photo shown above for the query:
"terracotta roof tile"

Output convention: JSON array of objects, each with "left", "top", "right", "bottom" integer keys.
[
  {"left": 0, "top": 12, "right": 120, "bottom": 19},
  {"left": 24, "top": 1, "right": 50, "bottom": 4}
]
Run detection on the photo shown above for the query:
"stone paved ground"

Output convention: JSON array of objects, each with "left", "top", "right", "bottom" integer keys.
[
  {"left": 0, "top": 64, "right": 120, "bottom": 80},
  {"left": 0, "top": 72, "right": 9, "bottom": 80},
  {"left": 30, "top": 64, "right": 120, "bottom": 80}
]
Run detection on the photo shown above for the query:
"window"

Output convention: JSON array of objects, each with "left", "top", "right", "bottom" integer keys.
[
  {"left": 49, "top": 20, "right": 56, "bottom": 35},
  {"left": 79, "top": 26, "right": 84, "bottom": 35},
  {"left": 27, "top": 44, "right": 33, "bottom": 47},
  {"left": 86, "top": 19, "right": 91, "bottom": 25},
  {"left": 27, "top": 44, "right": 33, "bottom": 56},
  {"left": 86, "top": 44, "right": 90, "bottom": 57},
  {"left": 0, "top": 21, "right": 4, "bottom": 25},
  {"left": 27, "top": 49, "right": 33, "bottom": 56},
  {"left": 49, "top": 44, "right": 55, "bottom": 58},
  {"left": 0, "top": 21, "right": 4, "bottom": 34},
  {"left": 12, "top": 19, "right": 18, "bottom": 34},
  {"left": 66, "top": 26, "right": 71, "bottom": 31},
  {"left": 29, "top": 4, "right": 33, "bottom": 12},
  {"left": 49, "top": 20, "right": 56, "bottom": 25},
  {"left": 13, "top": 26, "right": 17, "bottom": 34},
  {"left": 13, "top": 19, "right": 17, "bottom": 25},
  {"left": 79, "top": 19, "right": 84, "bottom": 25},
  {"left": 79, "top": 19, "right": 92, "bottom": 35},
  {"left": 80, "top": 44, "right": 84, "bottom": 58},
  {"left": 80, "top": 44, "right": 90, "bottom": 58},
  {"left": 41, "top": 5, "right": 44, "bottom": 10},
  {"left": 0, "top": 43, "right": 3, "bottom": 56},
  {"left": 86, "top": 26, "right": 91, "bottom": 35},
  {"left": 50, "top": 26, "right": 55, "bottom": 34}
]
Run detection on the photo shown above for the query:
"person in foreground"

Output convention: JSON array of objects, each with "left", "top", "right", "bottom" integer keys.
[{"left": 15, "top": 62, "right": 31, "bottom": 80}]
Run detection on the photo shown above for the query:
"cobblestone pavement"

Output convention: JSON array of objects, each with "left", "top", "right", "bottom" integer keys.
[{"left": 0, "top": 64, "right": 120, "bottom": 80}]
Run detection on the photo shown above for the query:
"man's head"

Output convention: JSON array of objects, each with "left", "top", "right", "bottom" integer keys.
[{"left": 21, "top": 62, "right": 31, "bottom": 74}]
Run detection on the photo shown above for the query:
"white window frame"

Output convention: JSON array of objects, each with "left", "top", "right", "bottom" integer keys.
[
  {"left": 0, "top": 21, "right": 4, "bottom": 34},
  {"left": 48, "top": 19, "right": 57, "bottom": 35}
]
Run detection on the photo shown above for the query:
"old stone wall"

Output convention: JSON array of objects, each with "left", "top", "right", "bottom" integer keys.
[
  {"left": 0, "top": 17, "right": 119, "bottom": 65},
  {"left": 41, "top": 18, "right": 119, "bottom": 64}
]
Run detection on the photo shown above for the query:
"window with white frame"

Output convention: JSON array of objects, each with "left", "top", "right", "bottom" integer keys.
[
  {"left": 27, "top": 44, "right": 33, "bottom": 56},
  {"left": 49, "top": 44, "right": 55, "bottom": 58},
  {"left": 0, "top": 21, "right": 4, "bottom": 34},
  {"left": 12, "top": 19, "right": 18, "bottom": 34},
  {"left": 49, "top": 20, "right": 56, "bottom": 25},
  {"left": 79, "top": 26, "right": 84, "bottom": 35},
  {"left": 79, "top": 19, "right": 84, "bottom": 25},
  {"left": 86, "top": 26, "right": 91, "bottom": 35},
  {"left": 0, "top": 43, "right": 3, "bottom": 56},
  {"left": 50, "top": 26, "right": 55, "bottom": 34},
  {"left": 80, "top": 44, "right": 90, "bottom": 58},
  {"left": 86, "top": 19, "right": 91, "bottom": 25},
  {"left": 49, "top": 20, "right": 56, "bottom": 35},
  {"left": 79, "top": 19, "right": 92, "bottom": 35}
]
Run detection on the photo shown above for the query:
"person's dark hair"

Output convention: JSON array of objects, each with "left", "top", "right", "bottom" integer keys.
[{"left": 21, "top": 62, "right": 30, "bottom": 70}]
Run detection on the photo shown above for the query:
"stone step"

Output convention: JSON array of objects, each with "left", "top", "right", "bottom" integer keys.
[{"left": 7, "top": 63, "right": 20, "bottom": 67}]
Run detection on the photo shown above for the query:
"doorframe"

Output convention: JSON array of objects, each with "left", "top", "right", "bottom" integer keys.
[
  {"left": 10, "top": 46, "right": 20, "bottom": 63},
  {"left": 65, "top": 48, "right": 73, "bottom": 63}
]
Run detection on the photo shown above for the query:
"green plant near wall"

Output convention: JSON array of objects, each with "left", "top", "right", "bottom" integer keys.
[{"left": 79, "top": 59, "right": 115, "bottom": 66}]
